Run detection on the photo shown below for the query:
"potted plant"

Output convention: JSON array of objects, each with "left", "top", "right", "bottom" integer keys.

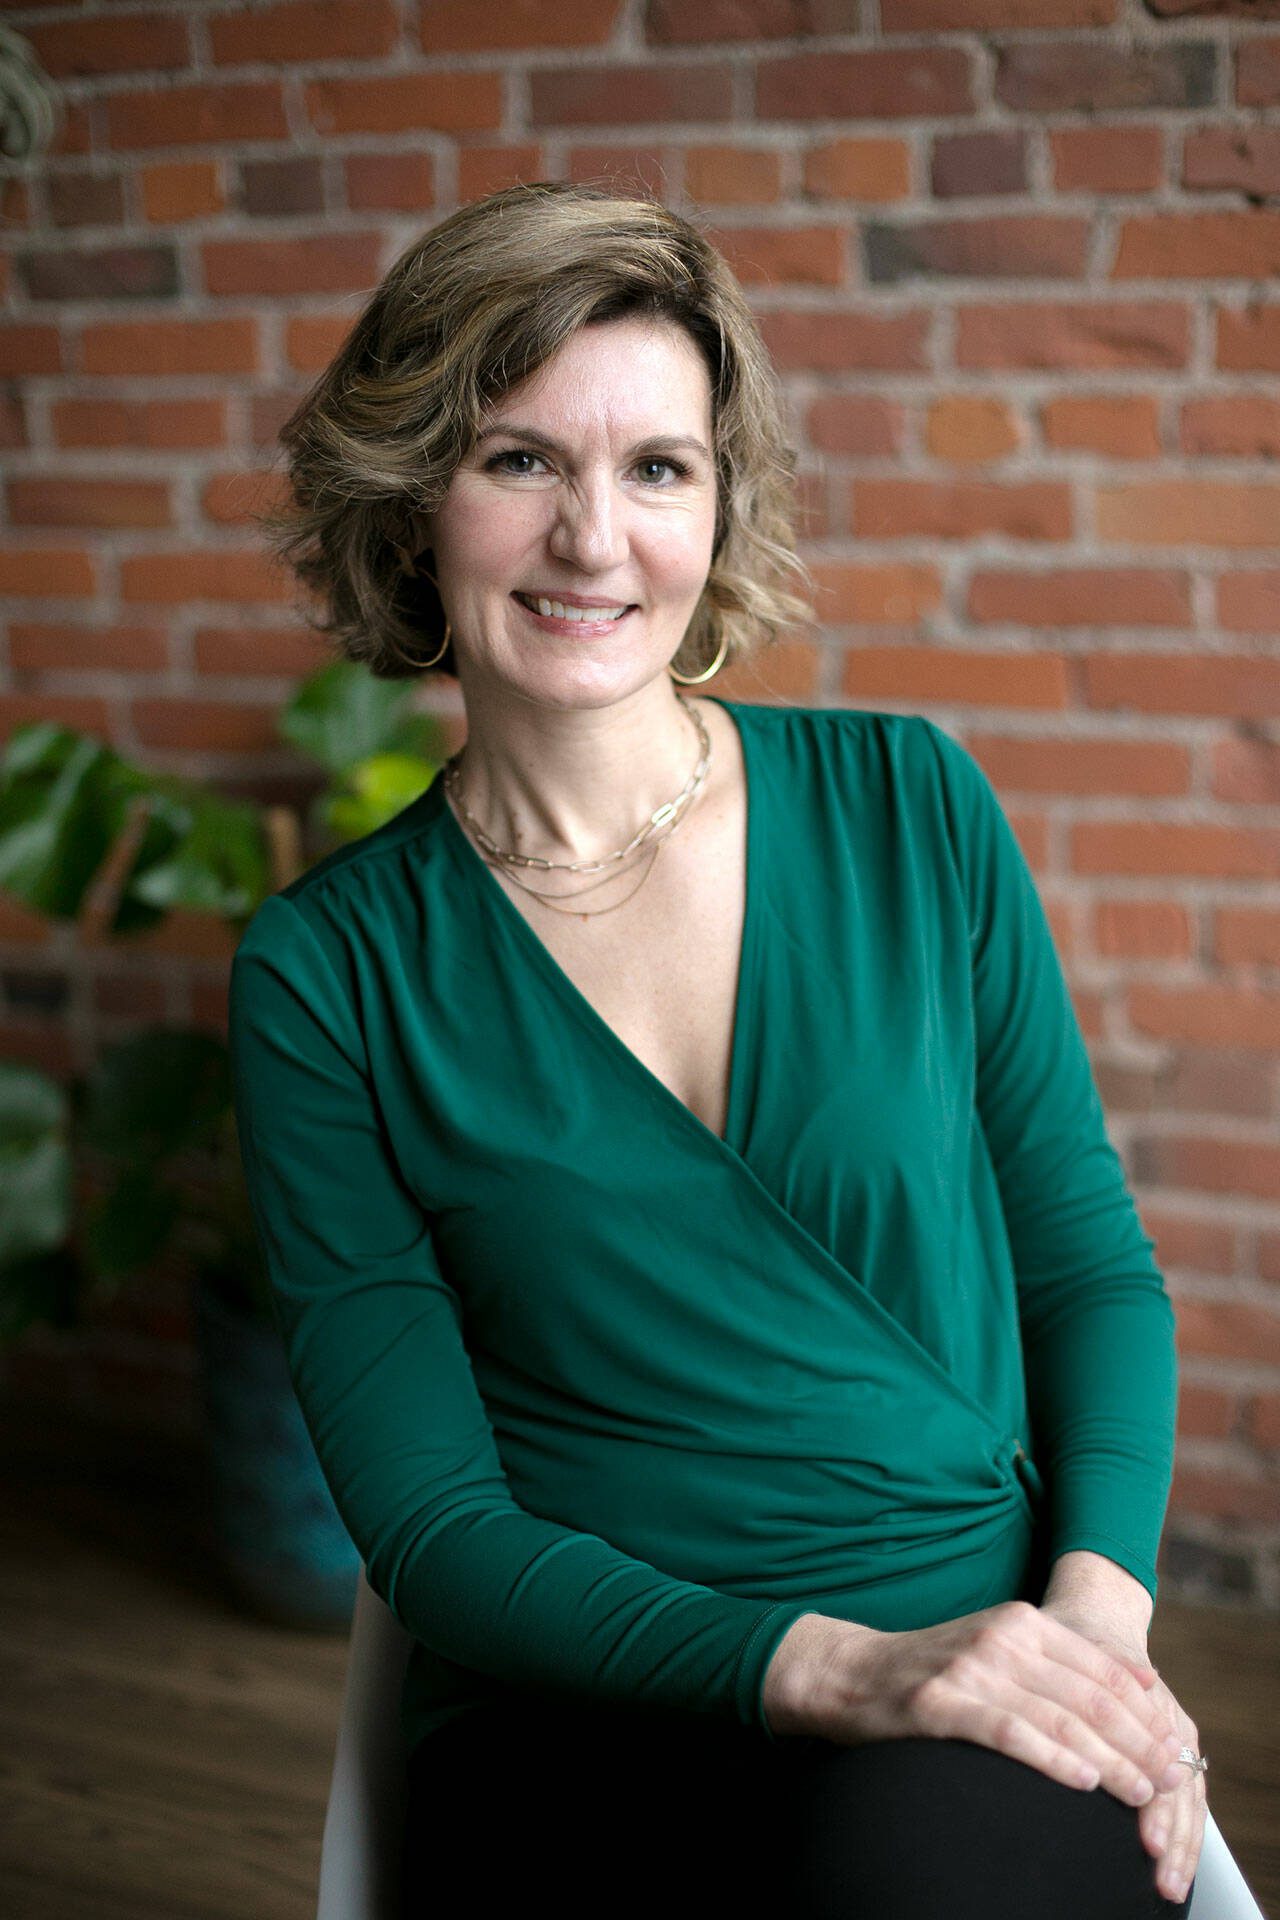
[{"left": 0, "top": 660, "right": 446, "bottom": 1627}]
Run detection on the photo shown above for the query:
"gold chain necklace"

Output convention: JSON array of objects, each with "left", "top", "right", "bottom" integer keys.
[{"left": 443, "top": 694, "right": 712, "bottom": 920}]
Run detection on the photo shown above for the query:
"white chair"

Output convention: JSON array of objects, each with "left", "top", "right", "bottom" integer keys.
[{"left": 316, "top": 1567, "right": 1268, "bottom": 1920}]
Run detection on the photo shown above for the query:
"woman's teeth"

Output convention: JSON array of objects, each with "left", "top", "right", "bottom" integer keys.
[{"left": 517, "top": 593, "right": 630, "bottom": 622}]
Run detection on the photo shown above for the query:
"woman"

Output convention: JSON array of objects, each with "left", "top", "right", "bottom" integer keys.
[{"left": 233, "top": 183, "right": 1207, "bottom": 1916}]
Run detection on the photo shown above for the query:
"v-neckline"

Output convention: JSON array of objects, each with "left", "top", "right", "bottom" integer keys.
[{"left": 436, "top": 695, "right": 760, "bottom": 1158}]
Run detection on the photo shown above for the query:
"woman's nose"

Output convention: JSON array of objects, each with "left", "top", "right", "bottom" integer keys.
[{"left": 548, "top": 483, "right": 628, "bottom": 571}]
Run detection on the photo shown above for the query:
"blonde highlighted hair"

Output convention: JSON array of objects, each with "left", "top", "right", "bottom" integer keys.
[{"left": 256, "top": 182, "right": 814, "bottom": 680}]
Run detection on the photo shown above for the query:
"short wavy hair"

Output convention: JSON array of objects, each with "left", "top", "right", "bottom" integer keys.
[{"left": 256, "top": 181, "right": 814, "bottom": 681}]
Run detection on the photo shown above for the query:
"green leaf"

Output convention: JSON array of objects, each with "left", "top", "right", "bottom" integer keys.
[
  {"left": 0, "top": 1060, "right": 72, "bottom": 1266},
  {"left": 318, "top": 751, "right": 437, "bottom": 841},
  {"left": 80, "top": 1029, "right": 230, "bottom": 1162},
  {"left": 0, "top": 724, "right": 144, "bottom": 919},
  {"left": 81, "top": 1163, "right": 180, "bottom": 1280},
  {"left": 279, "top": 658, "right": 423, "bottom": 775}
]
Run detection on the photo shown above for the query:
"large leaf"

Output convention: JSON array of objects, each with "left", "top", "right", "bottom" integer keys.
[
  {"left": 279, "top": 658, "right": 431, "bottom": 775},
  {"left": 317, "top": 751, "right": 437, "bottom": 842},
  {"left": 0, "top": 1060, "right": 72, "bottom": 1266},
  {"left": 0, "top": 724, "right": 146, "bottom": 918},
  {"left": 81, "top": 1161, "right": 180, "bottom": 1281},
  {"left": 125, "top": 788, "right": 272, "bottom": 921},
  {"left": 79, "top": 1029, "right": 230, "bottom": 1162}
]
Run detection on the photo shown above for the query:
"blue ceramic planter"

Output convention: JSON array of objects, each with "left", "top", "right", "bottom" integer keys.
[{"left": 193, "top": 1274, "right": 360, "bottom": 1630}]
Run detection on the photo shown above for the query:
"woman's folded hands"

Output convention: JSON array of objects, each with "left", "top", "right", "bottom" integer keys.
[{"left": 762, "top": 1597, "right": 1204, "bottom": 1903}]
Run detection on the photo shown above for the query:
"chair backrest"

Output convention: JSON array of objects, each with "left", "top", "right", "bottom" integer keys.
[{"left": 316, "top": 1568, "right": 1267, "bottom": 1920}]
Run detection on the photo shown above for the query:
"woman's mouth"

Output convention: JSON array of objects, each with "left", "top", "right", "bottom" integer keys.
[{"left": 513, "top": 591, "right": 635, "bottom": 634}]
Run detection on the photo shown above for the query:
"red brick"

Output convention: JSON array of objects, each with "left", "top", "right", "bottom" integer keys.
[
  {"left": 970, "top": 734, "right": 1190, "bottom": 798},
  {"left": 284, "top": 314, "right": 354, "bottom": 373},
  {"left": 969, "top": 568, "right": 1191, "bottom": 628},
  {"left": 8, "top": 622, "right": 168, "bottom": 673},
  {"left": 1093, "top": 898, "right": 1195, "bottom": 960},
  {"left": 838, "top": 646, "right": 1067, "bottom": 708},
  {"left": 1161, "top": 1049, "right": 1275, "bottom": 1122},
  {"left": 566, "top": 147, "right": 671, "bottom": 199},
  {"left": 344, "top": 153, "right": 435, "bottom": 212},
  {"left": 119, "top": 549, "right": 291, "bottom": 605},
  {"left": 1216, "top": 303, "right": 1280, "bottom": 370},
  {"left": 1179, "top": 1385, "right": 1240, "bottom": 1443},
  {"left": 925, "top": 396, "right": 1020, "bottom": 463},
  {"left": 422, "top": 0, "right": 622, "bottom": 48},
  {"left": 756, "top": 48, "right": 973, "bottom": 121},
  {"left": 806, "top": 396, "right": 903, "bottom": 457},
  {"left": 1247, "top": 1394, "right": 1280, "bottom": 1453},
  {"left": 25, "top": 11, "right": 190, "bottom": 76},
  {"left": 1097, "top": 480, "right": 1280, "bottom": 548},
  {"left": 1176, "top": 1298, "right": 1280, "bottom": 1362},
  {"left": 996, "top": 42, "right": 1214, "bottom": 113},
  {"left": 209, "top": 0, "right": 397, "bottom": 64},
  {"left": 1042, "top": 394, "right": 1162, "bottom": 458},
  {"left": 81, "top": 316, "right": 258, "bottom": 376},
  {"left": 240, "top": 156, "right": 326, "bottom": 219},
  {"left": 882, "top": 0, "right": 1115, "bottom": 19},
  {"left": 1049, "top": 125, "right": 1164, "bottom": 194},
  {"left": 140, "top": 161, "right": 224, "bottom": 224},
  {"left": 7, "top": 478, "right": 171, "bottom": 529},
  {"left": 1181, "top": 396, "right": 1280, "bottom": 458},
  {"left": 705, "top": 224, "right": 846, "bottom": 288},
  {"left": 931, "top": 130, "right": 1027, "bottom": 199},
  {"left": 866, "top": 215, "right": 1087, "bottom": 284},
  {"left": 686, "top": 147, "right": 782, "bottom": 206},
  {"left": 1237, "top": 38, "right": 1280, "bottom": 107},
  {"left": 1075, "top": 822, "right": 1280, "bottom": 880},
  {"left": 66, "top": 395, "right": 230, "bottom": 457},
  {"left": 201, "top": 469, "right": 289, "bottom": 526},
  {"left": 201, "top": 234, "right": 382, "bottom": 298},
  {"left": 1084, "top": 651, "right": 1280, "bottom": 717},
  {"left": 647, "top": 0, "right": 857, "bottom": 38},
  {"left": 0, "top": 326, "right": 63, "bottom": 377},
  {"left": 804, "top": 138, "right": 911, "bottom": 202},
  {"left": 0, "top": 692, "right": 110, "bottom": 736},
  {"left": 1213, "top": 733, "right": 1280, "bottom": 806},
  {"left": 530, "top": 62, "right": 731, "bottom": 125},
  {"left": 1262, "top": 1233, "right": 1280, "bottom": 1283},
  {"left": 194, "top": 625, "right": 330, "bottom": 679},
  {"left": 47, "top": 171, "right": 126, "bottom": 230},
  {"left": 1114, "top": 210, "right": 1280, "bottom": 280},
  {"left": 106, "top": 83, "right": 288, "bottom": 150},
  {"left": 130, "top": 698, "right": 282, "bottom": 753},
  {"left": 759, "top": 308, "right": 929, "bottom": 372},
  {"left": 1145, "top": 1210, "right": 1237, "bottom": 1277},
  {"left": 808, "top": 564, "right": 941, "bottom": 624},
  {"left": 0, "top": 548, "right": 96, "bottom": 596},
  {"left": 1216, "top": 907, "right": 1280, "bottom": 966},
  {"left": 852, "top": 479, "right": 1072, "bottom": 542},
  {"left": 19, "top": 244, "right": 178, "bottom": 304},
  {"left": 1169, "top": 1466, "right": 1278, "bottom": 1528},
  {"left": 1218, "top": 571, "right": 1280, "bottom": 632},
  {"left": 308, "top": 72, "right": 502, "bottom": 135},
  {"left": 457, "top": 146, "right": 544, "bottom": 202},
  {"left": 956, "top": 301, "right": 1189, "bottom": 370},
  {"left": 1184, "top": 126, "right": 1280, "bottom": 197}
]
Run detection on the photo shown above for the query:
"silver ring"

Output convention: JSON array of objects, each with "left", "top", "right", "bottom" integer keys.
[{"left": 1177, "top": 1745, "right": 1208, "bottom": 1775}]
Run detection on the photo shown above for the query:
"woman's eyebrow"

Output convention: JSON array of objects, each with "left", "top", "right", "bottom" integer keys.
[{"left": 474, "top": 422, "right": 710, "bottom": 459}]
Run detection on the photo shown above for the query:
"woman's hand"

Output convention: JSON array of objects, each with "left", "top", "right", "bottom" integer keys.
[
  {"left": 764, "top": 1601, "right": 1190, "bottom": 1808},
  {"left": 1039, "top": 1596, "right": 1208, "bottom": 1907}
]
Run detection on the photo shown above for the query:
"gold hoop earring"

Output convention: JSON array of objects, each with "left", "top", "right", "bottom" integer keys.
[
  {"left": 419, "top": 620, "right": 451, "bottom": 669},
  {"left": 668, "top": 630, "right": 728, "bottom": 685}
]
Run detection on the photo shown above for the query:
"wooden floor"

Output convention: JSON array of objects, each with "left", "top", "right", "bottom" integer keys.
[{"left": 0, "top": 1396, "right": 1276, "bottom": 1920}]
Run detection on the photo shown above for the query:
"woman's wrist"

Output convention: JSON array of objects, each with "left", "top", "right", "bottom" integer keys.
[
  {"left": 761, "top": 1611, "right": 883, "bottom": 1738},
  {"left": 1041, "top": 1549, "right": 1154, "bottom": 1647}
]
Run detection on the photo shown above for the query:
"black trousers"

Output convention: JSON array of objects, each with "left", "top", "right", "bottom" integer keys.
[{"left": 401, "top": 1697, "right": 1195, "bottom": 1918}]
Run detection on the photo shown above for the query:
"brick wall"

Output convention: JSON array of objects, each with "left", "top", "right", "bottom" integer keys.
[{"left": 1, "top": 0, "right": 1277, "bottom": 1606}]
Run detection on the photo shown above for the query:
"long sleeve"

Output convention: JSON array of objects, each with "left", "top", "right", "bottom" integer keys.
[
  {"left": 923, "top": 720, "right": 1178, "bottom": 1601},
  {"left": 227, "top": 890, "right": 809, "bottom": 1736}
]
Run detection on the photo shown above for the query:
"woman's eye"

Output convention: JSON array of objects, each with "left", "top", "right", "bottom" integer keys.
[
  {"left": 635, "top": 457, "right": 687, "bottom": 485},
  {"left": 486, "top": 448, "right": 547, "bottom": 475}
]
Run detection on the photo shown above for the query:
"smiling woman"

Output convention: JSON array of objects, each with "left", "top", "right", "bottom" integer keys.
[{"left": 236, "top": 183, "right": 1204, "bottom": 1920}]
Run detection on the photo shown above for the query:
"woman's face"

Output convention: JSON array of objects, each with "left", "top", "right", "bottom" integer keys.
[{"left": 414, "top": 315, "right": 719, "bottom": 711}]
